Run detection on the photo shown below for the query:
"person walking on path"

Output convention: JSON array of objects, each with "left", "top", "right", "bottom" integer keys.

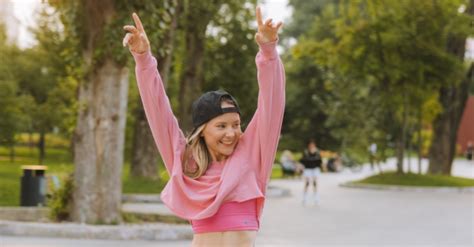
[
  {"left": 123, "top": 6, "right": 284, "bottom": 246},
  {"left": 300, "top": 139, "right": 323, "bottom": 205},
  {"left": 466, "top": 141, "right": 473, "bottom": 161}
]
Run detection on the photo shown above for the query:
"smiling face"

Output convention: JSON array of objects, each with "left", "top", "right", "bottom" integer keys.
[{"left": 201, "top": 101, "right": 242, "bottom": 162}]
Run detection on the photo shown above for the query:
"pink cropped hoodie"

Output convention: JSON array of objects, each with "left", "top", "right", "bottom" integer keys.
[{"left": 132, "top": 40, "right": 285, "bottom": 224}]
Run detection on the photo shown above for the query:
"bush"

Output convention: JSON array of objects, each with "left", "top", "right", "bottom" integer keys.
[{"left": 48, "top": 174, "right": 74, "bottom": 221}]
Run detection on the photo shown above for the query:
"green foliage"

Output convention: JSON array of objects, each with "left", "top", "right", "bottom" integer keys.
[
  {"left": 0, "top": 24, "right": 31, "bottom": 146},
  {"left": 204, "top": 1, "right": 259, "bottom": 126},
  {"left": 48, "top": 174, "right": 74, "bottom": 221},
  {"left": 284, "top": 0, "right": 336, "bottom": 43},
  {"left": 355, "top": 171, "right": 474, "bottom": 187},
  {"left": 284, "top": 0, "right": 471, "bottom": 158}
]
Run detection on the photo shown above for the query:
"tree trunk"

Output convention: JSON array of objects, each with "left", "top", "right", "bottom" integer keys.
[
  {"left": 131, "top": 0, "right": 180, "bottom": 179},
  {"left": 72, "top": 58, "right": 129, "bottom": 224},
  {"left": 428, "top": 64, "right": 473, "bottom": 174},
  {"left": 38, "top": 131, "right": 45, "bottom": 165},
  {"left": 71, "top": 0, "right": 128, "bottom": 224},
  {"left": 428, "top": 0, "right": 473, "bottom": 175},
  {"left": 178, "top": 1, "right": 223, "bottom": 131},
  {"left": 417, "top": 106, "right": 422, "bottom": 174},
  {"left": 395, "top": 137, "right": 405, "bottom": 174},
  {"left": 396, "top": 91, "right": 409, "bottom": 174},
  {"left": 131, "top": 107, "right": 158, "bottom": 179}
]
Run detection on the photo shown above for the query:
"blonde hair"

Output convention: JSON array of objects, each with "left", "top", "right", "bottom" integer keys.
[{"left": 182, "top": 124, "right": 211, "bottom": 179}]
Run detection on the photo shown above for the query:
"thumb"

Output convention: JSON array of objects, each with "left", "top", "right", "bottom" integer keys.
[{"left": 255, "top": 33, "right": 263, "bottom": 43}]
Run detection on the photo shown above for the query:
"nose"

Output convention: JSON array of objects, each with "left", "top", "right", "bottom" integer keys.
[{"left": 225, "top": 128, "right": 236, "bottom": 138}]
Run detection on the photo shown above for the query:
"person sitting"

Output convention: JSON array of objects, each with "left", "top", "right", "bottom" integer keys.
[
  {"left": 279, "top": 150, "right": 304, "bottom": 177},
  {"left": 326, "top": 153, "right": 342, "bottom": 172}
]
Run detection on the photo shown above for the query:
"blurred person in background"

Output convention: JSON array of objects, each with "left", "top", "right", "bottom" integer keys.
[
  {"left": 368, "top": 142, "right": 377, "bottom": 170},
  {"left": 280, "top": 150, "right": 304, "bottom": 176},
  {"left": 300, "top": 139, "right": 323, "bottom": 205},
  {"left": 466, "top": 141, "right": 473, "bottom": 161}
]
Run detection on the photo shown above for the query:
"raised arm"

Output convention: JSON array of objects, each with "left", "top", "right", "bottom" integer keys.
[
  {"left": 123, "top": 13, "right": 185, "bottom": 174},
  {"left": 245, "top": 7, "right": 285, "bottom": 182}
]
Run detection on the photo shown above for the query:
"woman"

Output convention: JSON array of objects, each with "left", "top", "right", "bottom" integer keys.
[
  {"left": 122, "top": 6, "right": 284, "bottom": 246},
  {"left": 300, "top": 139, "right": 322, "bottom": 205}
]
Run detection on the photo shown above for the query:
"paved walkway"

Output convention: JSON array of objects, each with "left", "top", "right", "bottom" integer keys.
[
  {"left": 1, "top": 158, "right": 473, "bottom": 246},
  {"left": 258, "top": 161, "right": 473, "bottom": 246}
]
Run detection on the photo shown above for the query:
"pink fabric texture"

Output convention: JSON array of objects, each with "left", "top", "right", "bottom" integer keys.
[
  {"left": 132, "top": 40, "right": 285, "bottom": 221},
  {"left": 191, "top": 199, "right": 258, "bottom": 233}
]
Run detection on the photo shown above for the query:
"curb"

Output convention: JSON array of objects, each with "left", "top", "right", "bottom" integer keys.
[
  {"left": 340, "top": 182, "right": 474, "bottom": 193},
  {"left": 0, "top": 220, "right": 193, "bottom": 241},
  {"left": 122, "top": 194, "right": 162, "bottom": 203},
  {"left": 0, "top": 207, "right": 49, "bottom": 222}
]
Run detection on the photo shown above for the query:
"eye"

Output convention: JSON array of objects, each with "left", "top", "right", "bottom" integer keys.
[
  {"left": 217, "top": 124, "right": 226, "bottom": 129},
  {"left": 233, "top": 123, "right": 241, "bottom": 129}
]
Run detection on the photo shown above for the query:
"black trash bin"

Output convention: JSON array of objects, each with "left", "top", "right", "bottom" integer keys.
[{"left": 20, "top": 165, "right": 48, "bottom": 206}]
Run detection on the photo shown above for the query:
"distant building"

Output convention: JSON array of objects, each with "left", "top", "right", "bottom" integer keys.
[
  {"left": 457, "top": 96, "right": 474, "bottom": 154},
  {"left": 0, "top": 1, "right": 20, "bottom": 45}
]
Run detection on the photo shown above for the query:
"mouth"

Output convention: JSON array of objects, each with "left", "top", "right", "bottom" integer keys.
[{"left": 220, "top": 140, "right": 235, "bottom": 147}]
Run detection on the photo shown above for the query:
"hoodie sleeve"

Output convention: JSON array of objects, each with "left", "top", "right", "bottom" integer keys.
[
  {"left": 244, "top": 40, "right": 286, "bottom": 184},
  {"left": 132, "top": 51, "right": 186, "bottom": 175}
]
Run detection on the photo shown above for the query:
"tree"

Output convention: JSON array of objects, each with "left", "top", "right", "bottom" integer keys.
[
  {"left": 0, "top": 23, "right": 35, "bottom": 162},
  {"left": 427, "top": 0, "right": 474, "bottom": 175},
  {"left": 50, "top": 0, "right": 136, "bottom": 224},
  {"left": 177, "top": 0, "right": 227, "bottom": 130},
  {"left": 285, "top": 0, "right": 470, "bottom": 173},
  {"left": 204, "top": 1, "right": 259, "bottom": 127},
  {"left": 130, "top": 0, "right": 181, "bottom": 179}
]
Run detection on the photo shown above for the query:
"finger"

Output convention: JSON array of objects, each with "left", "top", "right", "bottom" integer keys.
[
  {"left": 123, "top": 25, "right": 139, "bottom": 34},
  {"left": 275, "top": 21, "right": 283, "bottom": 30},
  {"left": 256, "top": 6, "right": 263, "bottom": 26},
  {"left": 122, "top": 33, "right": 132, "bottom": 47},
  {"left": 255, "top": 33, "right": 262, "bottom": 43},
  {"left": 265, "top": 18, "right": 273, "bottom": 26},
  {"left": 132, "top": 12, "right": 145, "bottom": 32}
]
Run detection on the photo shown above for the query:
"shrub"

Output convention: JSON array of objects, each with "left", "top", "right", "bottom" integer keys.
[{"left": 48, "top": 173, "right": 74, "bottom": 221}]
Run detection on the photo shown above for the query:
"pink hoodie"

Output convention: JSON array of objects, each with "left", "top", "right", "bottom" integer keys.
[{"left": 133, "top": 40, "right": 285, "bottom": 221}]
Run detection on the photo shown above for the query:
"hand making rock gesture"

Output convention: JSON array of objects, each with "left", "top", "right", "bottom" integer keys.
[
  {"left": 255, "top": 6, "right": 283, "bottom": 44},
  {"left": 122, "top": 13, "right": 150, "bottom": 54}
]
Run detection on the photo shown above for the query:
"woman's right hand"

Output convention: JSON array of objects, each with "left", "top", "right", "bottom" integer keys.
[{"left": 122, "top": 13, "right": 150, "bottom": 54}]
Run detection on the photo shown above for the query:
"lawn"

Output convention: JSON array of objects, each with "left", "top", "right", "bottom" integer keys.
[
  {"left": 0, "top": 146, "right": 168, "bottom": 206},
  {"left": 354, "top": 171, "right": 474, "bottom": 187}
]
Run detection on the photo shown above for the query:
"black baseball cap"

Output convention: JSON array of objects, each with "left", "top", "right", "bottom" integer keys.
[{"left": 191, "top": 90, "right": 241, "bottom": 128}]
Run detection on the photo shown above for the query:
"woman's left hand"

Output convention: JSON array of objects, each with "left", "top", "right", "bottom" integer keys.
[{"left": 255, "top": 6, "right": 283, "bottom": 44}]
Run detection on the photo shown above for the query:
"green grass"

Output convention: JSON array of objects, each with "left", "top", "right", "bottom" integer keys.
[
  {"left": 0, "top": 146, "right": 73, "bottom": 206},
  {"left": 122, "top": 161, "right": 168, "bottom": 194},
  {"left": 0, "top": 146, "right": 169, "bottom": 206},
  {"left": 355, "top": 172, "right": 474, "bottom": 187}
]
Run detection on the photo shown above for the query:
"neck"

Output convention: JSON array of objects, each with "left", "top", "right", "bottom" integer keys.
[{"left": 211, "top": 154, "right": 228, "bottom": 162}]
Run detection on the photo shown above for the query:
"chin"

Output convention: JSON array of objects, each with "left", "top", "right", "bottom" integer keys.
[{"left": 221, "top": 147, "right": 236, "bottom": 156}]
